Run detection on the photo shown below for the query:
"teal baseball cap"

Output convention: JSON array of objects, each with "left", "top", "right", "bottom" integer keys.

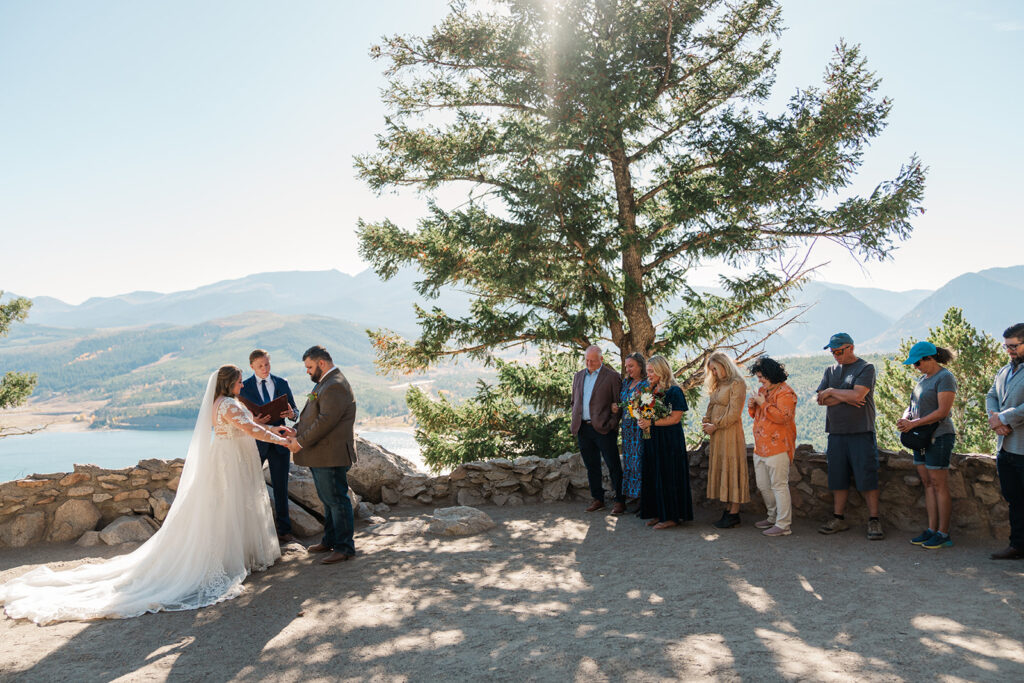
[
  {"left": 823, "top": 332, "right": 854, "bottom": 350},
  {"left": 903, "top": 341, "right": 937, "bottom": 365}
]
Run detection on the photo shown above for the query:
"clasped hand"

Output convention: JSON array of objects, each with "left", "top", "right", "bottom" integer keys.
[
  {"left": 271, "top": 426, "right": 303, "bottom": 452},
  {"left": 989, "top": 411, "right": 1013, "bottom": 436},
  {"left": 895, "top": 417, "right": 915, "bottom": 433}
]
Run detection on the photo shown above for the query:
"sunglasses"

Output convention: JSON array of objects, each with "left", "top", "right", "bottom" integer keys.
[
  {"left": 830, "top": 346, "right": 850, "bottom": 356},
  {"left": 1005, "top": 342, "right": 1022, "bottom": 351},
  {"left": 912, "top": 360, "right": 922, "bottom": 367}
]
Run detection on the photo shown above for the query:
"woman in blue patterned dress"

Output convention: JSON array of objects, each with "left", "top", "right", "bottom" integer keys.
[{"left": 619, "top": 352, "right": 649, "bottom": 503}]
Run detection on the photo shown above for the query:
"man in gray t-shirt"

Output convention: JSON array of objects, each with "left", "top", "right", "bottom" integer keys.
[{"left": 815, "top": 332, "right": 884, "bottom": 540}]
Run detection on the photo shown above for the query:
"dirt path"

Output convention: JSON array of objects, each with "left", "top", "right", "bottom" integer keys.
[{"left": 1, "top": 503, "right": 1022, "bottom": 682}]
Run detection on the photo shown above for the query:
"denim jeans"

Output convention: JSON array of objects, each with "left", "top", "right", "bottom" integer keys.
[
  {"left": 997, "top": 449, "right": 1024, "bottom": 549},
  {"left": 310, "top": 465, "right": 355, "bottom": 555},
  {"left": 576, "top": 422, "right": 624, "bottom": 503}
]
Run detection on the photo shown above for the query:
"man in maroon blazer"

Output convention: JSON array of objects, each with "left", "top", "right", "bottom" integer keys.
[{"left": 570, "top": 345, "right": 625, "bottom": 514}]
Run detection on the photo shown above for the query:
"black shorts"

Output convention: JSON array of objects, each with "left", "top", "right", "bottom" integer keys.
[{"left": 826, "top": 432, "right": 879, "bottom": 491}]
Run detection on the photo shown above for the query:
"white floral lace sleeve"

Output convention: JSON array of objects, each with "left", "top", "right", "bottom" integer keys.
[{"left": 218, "top": 399, "right": 290, "bottom": 445}]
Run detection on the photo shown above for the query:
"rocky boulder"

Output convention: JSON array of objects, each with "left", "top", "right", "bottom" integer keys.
[
  {"left": 148, "top": 489, "right": 175, "bottom": 522},
  {"left": 99, "top": 515, "right": 156, "bottom": 545},
  {"left": 347, "top": 436, "right": 422, "bottom": 503},
  {"left": 47, "top": 499, "right": 102, "bottom": 543},
  {"left": 266, "top": 464, "right": 361, "bottom": 516},
  {"left": 287, "top": 500, "right": 324, "bottom": 538},
  {"left": 0, "top": 511, "right": 46, "bottom": 547},
  {"left": 75, "top": 530, "right": 102, "bottom": 547},
  {"left": 266, "top": 485, "right": 324, "bottom": 538},
  {"left": 426, "top": 506, "right": 496, "bottom": 537}
]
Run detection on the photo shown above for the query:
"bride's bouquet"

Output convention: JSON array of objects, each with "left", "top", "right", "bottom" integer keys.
[{"left": 621, "top": 388, "right": 671, "bottom": 439}]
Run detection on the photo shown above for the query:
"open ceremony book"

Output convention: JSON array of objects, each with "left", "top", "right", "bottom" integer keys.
[{"left": 238, "top": 394, "right": 292, "bottom": 422}]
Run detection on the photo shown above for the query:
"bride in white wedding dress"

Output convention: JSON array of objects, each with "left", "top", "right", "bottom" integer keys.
[{"left": 0, "top": 365, "right": 291, "bottom": 624}]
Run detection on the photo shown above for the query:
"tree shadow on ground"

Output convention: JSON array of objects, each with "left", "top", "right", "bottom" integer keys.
[{"left": 3, "top": 504, "right": 1024, "bottom": 681}]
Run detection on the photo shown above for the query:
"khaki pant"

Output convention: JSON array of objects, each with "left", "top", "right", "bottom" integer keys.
[{"left": 754, "top": 452, "right": 792, "bottom": 530}]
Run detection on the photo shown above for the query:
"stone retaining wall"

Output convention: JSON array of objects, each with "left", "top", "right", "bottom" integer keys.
[
  {"left": 380, "top": 444, "right": 1007, "bottom": 540},
  {"left": 0, "top": 441, "right": 1008, "bottom": 548},
  {"left": 0, "top": 458, "right": 183, "bottom": 547}
]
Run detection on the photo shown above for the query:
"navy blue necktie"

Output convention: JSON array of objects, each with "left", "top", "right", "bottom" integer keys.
[{"left": 260, "top": 379, "right": 271, "bottom": 404}]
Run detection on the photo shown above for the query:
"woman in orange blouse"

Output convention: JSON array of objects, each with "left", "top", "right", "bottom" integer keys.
[{"left": 747, "top": 356, "right": 798, "bottom": 537}]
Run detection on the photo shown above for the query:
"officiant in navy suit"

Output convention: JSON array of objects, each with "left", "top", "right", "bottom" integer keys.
[{"left": 241, "top": 349, "right": 299, "bottom": 543}]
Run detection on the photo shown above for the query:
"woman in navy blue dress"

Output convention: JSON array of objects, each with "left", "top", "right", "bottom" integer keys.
[
  {"left": 638, "top": 354, "right": 693, "bottom": 529},
  {"left": 619, "top": 352, "right": 649, "bottom": 503}
]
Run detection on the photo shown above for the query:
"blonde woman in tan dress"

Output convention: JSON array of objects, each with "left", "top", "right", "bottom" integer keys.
[{"left": 702, "top": 350, "right": 749, "bottom": 529}]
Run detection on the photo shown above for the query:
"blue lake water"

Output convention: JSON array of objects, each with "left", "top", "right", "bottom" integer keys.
[{"left": 0, "top": 429, "right": 422, "bottom": 483}]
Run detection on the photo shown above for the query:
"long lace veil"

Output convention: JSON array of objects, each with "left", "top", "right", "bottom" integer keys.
[{"left": 160, "top": 370, "right": 218, "bottom": 526}]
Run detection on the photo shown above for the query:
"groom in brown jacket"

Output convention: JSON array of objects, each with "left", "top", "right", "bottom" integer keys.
[
  {"left": 288, "top": 345, "right": 358, "bottom": 565},
  {"left": 571, "top": 345, "right": 625, "bottom": 514}
]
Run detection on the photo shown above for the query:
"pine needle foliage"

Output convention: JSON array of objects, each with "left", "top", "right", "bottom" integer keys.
[
  {"left": 875, "top": 308, "right": 1004, "bottom": 454},
  {"left": 356, "top": 0, "right": 926, "bottom": 464},
  {"left": 0, "top": 293, "right": 38, "bottom": 437}
]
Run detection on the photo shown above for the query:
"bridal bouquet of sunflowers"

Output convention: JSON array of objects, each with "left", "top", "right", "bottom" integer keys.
[{"left": 620, "top": 388, "right": 671, "bottom": 439}]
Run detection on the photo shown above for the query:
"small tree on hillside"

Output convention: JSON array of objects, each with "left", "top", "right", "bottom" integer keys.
[
  {"left": 0, "top": 294, "right": 38, "bottom": 438},
  {"left": 875, "top": 307, "right": 1003, "bottom": 454}
]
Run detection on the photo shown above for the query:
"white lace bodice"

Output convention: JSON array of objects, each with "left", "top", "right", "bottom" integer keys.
[{"left": 214, "top": 398, "right": 289, "bottom": 445}]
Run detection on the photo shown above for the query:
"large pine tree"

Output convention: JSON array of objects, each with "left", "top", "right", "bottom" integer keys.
[{"left": 356, "top": 0, "right": 926, "bottom": 465}]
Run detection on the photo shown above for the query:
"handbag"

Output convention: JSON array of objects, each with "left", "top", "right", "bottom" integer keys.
[{"left": 900, "top": 421, "right": 939, "bottom": 451}]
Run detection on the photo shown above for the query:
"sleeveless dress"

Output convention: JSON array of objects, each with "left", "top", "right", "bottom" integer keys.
[
  {"left": 0, "top": 396, "right": 283, "bottom": 624},
  {"left": 619, "top": 378, "right": 649, "bottom": 498},
  {"left": 639, "top": 385, "right": 693, "bottom": 523}
]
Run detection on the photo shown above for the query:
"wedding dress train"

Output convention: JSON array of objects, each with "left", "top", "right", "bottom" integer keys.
[{"left": 0, "top": 372, "right": 285, "bottom": 624}]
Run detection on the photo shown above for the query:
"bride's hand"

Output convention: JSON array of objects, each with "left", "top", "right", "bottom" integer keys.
[
  {"left": 272, "top": 426, "right": 296, "bottom": 437},
  {"left": 286, "top": 437, "right": 302, "bottom": 453}
]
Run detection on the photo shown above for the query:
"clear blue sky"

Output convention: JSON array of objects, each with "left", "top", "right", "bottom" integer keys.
[{"left": 1, "top": 0, "right": 1020, "bottom": 303}]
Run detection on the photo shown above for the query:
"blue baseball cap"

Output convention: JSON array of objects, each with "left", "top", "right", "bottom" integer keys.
[
  {"left": 823, "top": 332, "right": 854, "bottom": 350},
  {"left": 903, "top": 341, "right": 937, "bottom": 365}
]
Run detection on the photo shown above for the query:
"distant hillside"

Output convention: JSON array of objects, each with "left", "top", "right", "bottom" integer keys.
[
  {"left": 864, "top": 266, "right": 1024, "bottom": 350},
  {"left": 18, "top": 263, "right": 1024, "bottom": 356},
  {"left": 0, "top": 313, "right": 407, "bottom": 429},
  {"left": 760, "top": 282, "right": 895, "bottom": 356},
  {"left": 11, "top": 269, "right": 473, "bottom": 335},
  {"left": 827, "top": 283, "right": 931, "bottom": 321}
]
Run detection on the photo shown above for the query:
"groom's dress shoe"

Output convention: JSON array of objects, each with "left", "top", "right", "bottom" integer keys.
[
  {"left": 277, "top": 533, "right": 299, "bottom": 544},
  {"left": 306, "top": 543, "right": 332, "bottom": 554},
  {"left": 991, "top": 545, "right": 1024, "bottom": 560},
  {"left": 321, "top": 552, "right": 354, "bottom": 565}
]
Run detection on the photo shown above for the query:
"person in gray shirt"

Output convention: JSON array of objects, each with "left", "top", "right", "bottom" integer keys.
[
  {"left": 816, "top": 332, "right": 884, "bottom": 540},
  {"left": 896, "top": 341, "right": 958, "bottom": 549}
]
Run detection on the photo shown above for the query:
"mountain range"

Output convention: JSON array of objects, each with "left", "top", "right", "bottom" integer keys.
[
  {"left": 4, "top": 264, "right": 1019, "bottom": 362},
  {"left": 12, "top": 269, "right": 472, "bottom": 336}
]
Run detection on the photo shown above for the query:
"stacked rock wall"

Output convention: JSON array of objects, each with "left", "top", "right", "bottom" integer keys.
[
  {"left": 367, "top": 444, "right": 1008, "bottom": 539},
  {"left": 0, "top": 458, "right": 182, "bottom": 547},
  {"left": 0, "top": 439, "right": 1009, "bottom": 547}
]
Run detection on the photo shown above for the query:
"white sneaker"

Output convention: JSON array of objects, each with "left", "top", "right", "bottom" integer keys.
[
  {"left": 763, "top": 525, "right": 792, "bottom": 537},
  {"left": 754, "top": 519, "right": 775, "bottom": 529}
]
